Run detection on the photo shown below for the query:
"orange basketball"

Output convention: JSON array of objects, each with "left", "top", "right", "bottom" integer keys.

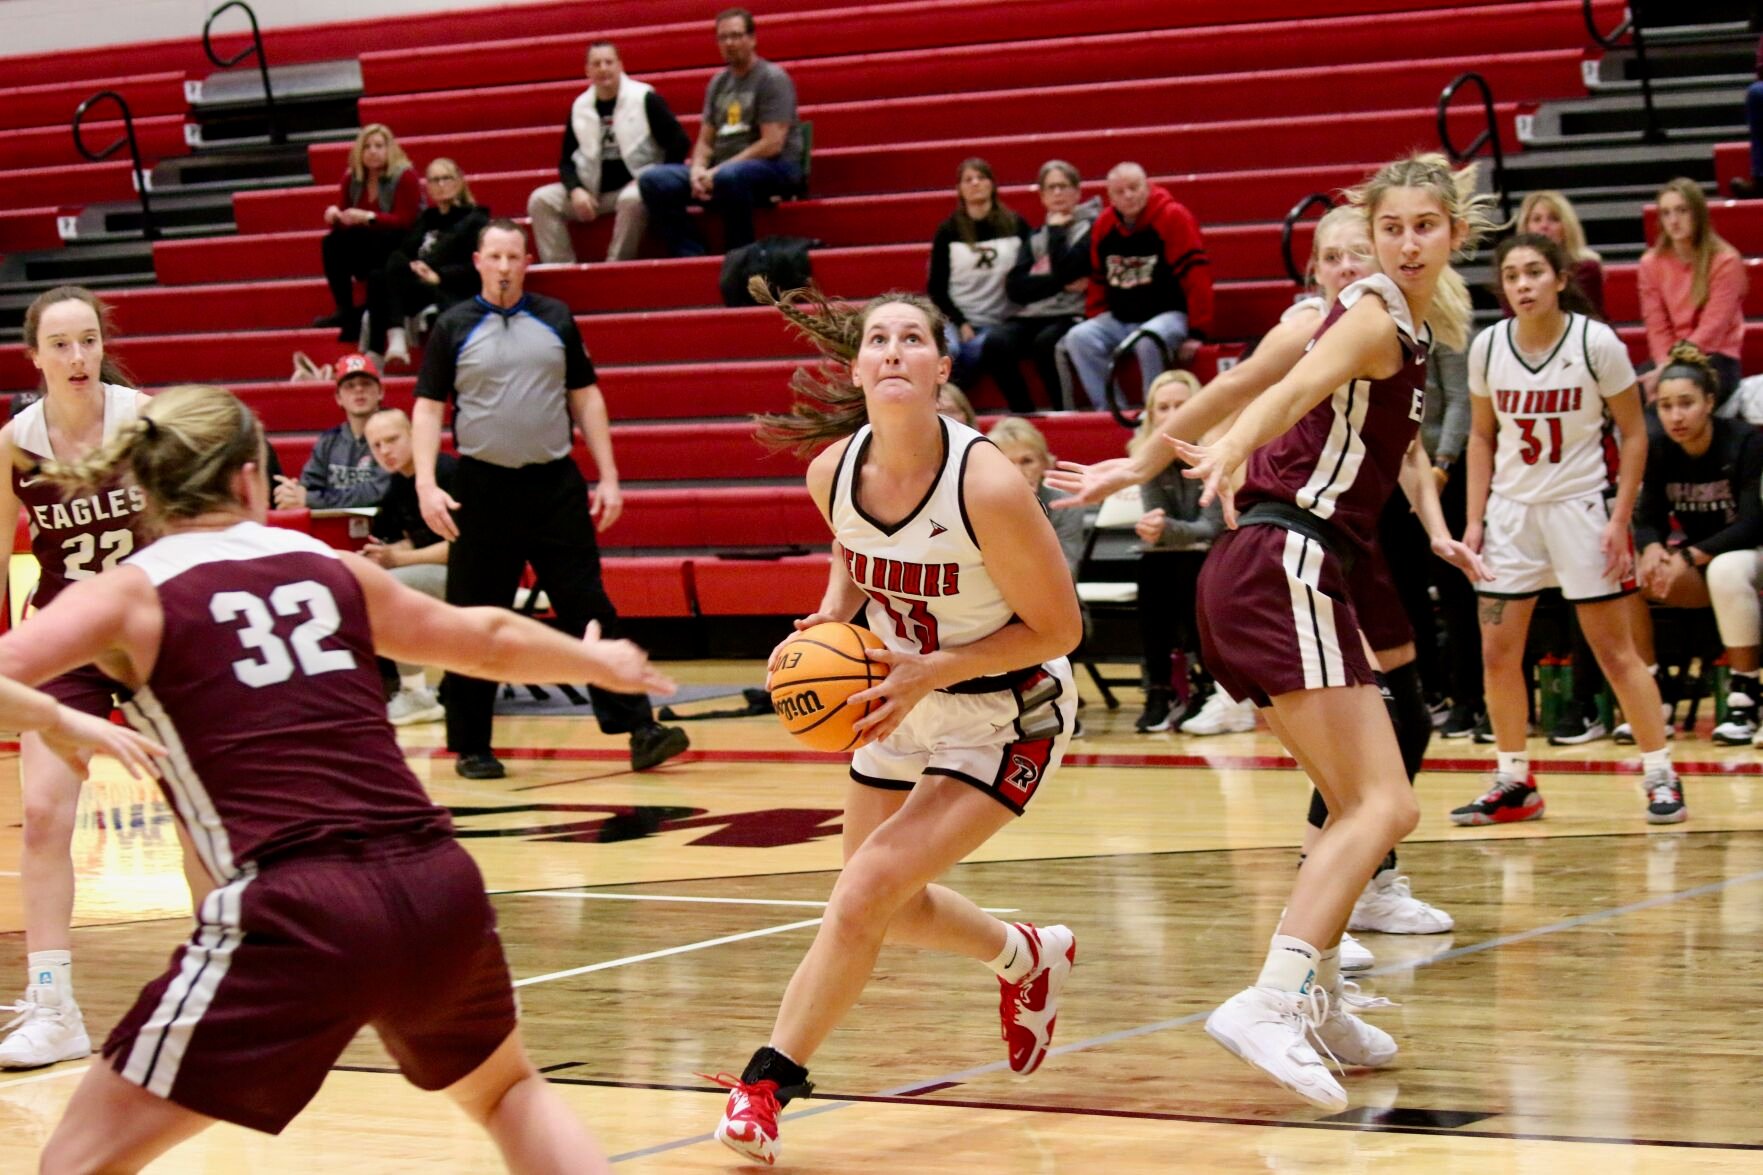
[{"left": 770, "top": 622, "right": 888, "bottom": 751}]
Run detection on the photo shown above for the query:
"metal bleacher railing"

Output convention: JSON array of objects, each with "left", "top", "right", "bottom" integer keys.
[
  {"left": 204, "top": 0, "right": 285, "bottom": 145},
  {"left": 1438, "top": 70, "right": 1514, "bottom": 224},
  {"left": 71, "top": 91, "right": 158, "bottom": 240},
  {"left": 1585, "top": 0, "right": 1665, "bottom": 144},
  {"left": 1280, "top": 190, "right": 1336, "bottom": 289}
]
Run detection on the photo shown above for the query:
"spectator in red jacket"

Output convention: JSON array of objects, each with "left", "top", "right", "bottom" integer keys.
[
  {"left": 1058, "top": 162, "right": 1212, "bottom": 410},
  {"left": 313, "top": 123, "right": 422, "bottom": 343},
  {"left": 1639, "top": 177, "right": 1747, "bottom": 401}
]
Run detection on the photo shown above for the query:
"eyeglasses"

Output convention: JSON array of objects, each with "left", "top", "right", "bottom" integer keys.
[
  {"left": 428, "top": 174, "right": 460, "bottom": 184},
  {"left": 1042, "top": 181, "right": 1076, "bottom": 192}
]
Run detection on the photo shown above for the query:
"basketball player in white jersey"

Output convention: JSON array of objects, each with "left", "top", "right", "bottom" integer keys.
[
  {"left": 706, "top": 284, "right": 1082, "bottom": 1166},
  {"left": 1451, "top": 233, "right": 1683, "bottom": 825},
  {"left": 0, "top": 287, "right": 168, "bottom": 1069}
]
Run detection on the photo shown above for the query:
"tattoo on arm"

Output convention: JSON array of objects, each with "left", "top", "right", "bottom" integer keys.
[{"left": 1478, "top": 597, "right": 1507, "bottom": 625}]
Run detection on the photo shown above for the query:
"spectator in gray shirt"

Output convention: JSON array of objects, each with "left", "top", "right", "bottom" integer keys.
[
  {"left": 637, "top": 7, "right": 803, "bottom": 256},
  {"left": 272, "top": 352, "right": 392, "bottom": 510}
]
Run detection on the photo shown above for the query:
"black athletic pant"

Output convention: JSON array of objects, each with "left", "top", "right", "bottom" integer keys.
[
  {"left": 443, "top": 455, "right": 652, "bottom": 754},
  {"left": 1431, "top": 468, "right": 1483, "bottom": 711},
  {"left": 321, "top": 224, "right": 403, "bottom": 318},
  {"left": 1137, "top": 549, "right": 1204, "bottom": 689},
  {"left": 988, "top": 315, "right": 1080, "bottom": 411}
]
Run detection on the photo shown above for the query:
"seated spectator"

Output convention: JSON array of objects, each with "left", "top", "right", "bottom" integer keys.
[
  {"left": 1730, "top": 32, "right": 1763, "bottom": 197},
  {"left": 986, "top": 416, "right": 1087, "bottom": 577},
  {"left": 637, "top": 7, "right": 803, "bottom": 257},
  {"left": 935, "top": 383, "right": 976, "bottom": 427},
  {"left": 367, "top": 157, "right": 489, "bottom": 367},
  {"left": 313, "top": 124, "right": 421, "bottom": 342},
  {"left": 526, "top": 41, "right": 690, "bottom": 264},
  {"left": 1060, "top": 162, "right": 1213, "bottom": 410},
  {"left": 1635, "top": 343, "right": 1763, "bottom": 743},
  {"left": 927, "top": 158, "right": 1028, "bottom": 398},
  {"left": 1639, "top": 178, "right": 1747, "bottom": 401},
  {"left": 273, "top": 353, "right": 393, "bottom": 510},
  {"left": 1516, "top": 191, "right": 1605, "bottom": 318},
  {"left": 362, "top": 407, "right": 456, "bottom": 725},
  {"left": 1127, "top": 370, "right": 1221, "bottom": 732},
  {"left": 1000, "top": 159, "right": 1101, "bottom": 410}
]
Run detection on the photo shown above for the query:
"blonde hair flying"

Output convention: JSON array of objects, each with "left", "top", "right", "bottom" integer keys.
[{"left": 1345, "top": 153, "right": 1500, "bottom": 352}]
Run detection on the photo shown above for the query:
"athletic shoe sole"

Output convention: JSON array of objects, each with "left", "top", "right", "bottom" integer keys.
[
  {"left": 1546, "top": 726, "right": 1607, "bottom": 746},
  {"left": 1449, "top": 798, "right": 1545, "bottom": 826},
  {"left": 1646, "top": 807, "right": 1688, "bottom": 825},
  {"left": 1712, "top": 730, "right": 1756, "bottom": 747},
  {"left": 714, "top": 1120, "right": 778, "bottom": 1167}
]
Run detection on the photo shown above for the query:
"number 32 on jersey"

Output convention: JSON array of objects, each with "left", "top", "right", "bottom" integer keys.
[{"left": 212, "top": 581, "right": 358, "bottom": 688}]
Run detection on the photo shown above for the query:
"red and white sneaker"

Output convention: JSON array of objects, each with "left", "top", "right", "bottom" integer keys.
[
  {"left": 706, "top": 1073, "right": 784, "bottom": 1166},
  {"left": 998, "top": 922, "right": 1076, "bottom": 1075}
]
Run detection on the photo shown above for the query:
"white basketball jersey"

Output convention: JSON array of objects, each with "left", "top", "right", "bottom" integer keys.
[
  {"left": 1279, "top": 294, "right": 1326, "bottom": 326},
  {"left": 1469, "top": 314, "right": 1636, "bottom": 504},
  {"left": 11, "top": 382, "right": 139, "bottom": 465},
  {"left": 830, "top": 415, "right": 1012, "bottom": 655}
]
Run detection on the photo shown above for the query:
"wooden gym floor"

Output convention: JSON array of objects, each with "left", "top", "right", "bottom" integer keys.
[{"left": 2, "top": 661, "right": 1762, "bottom": 1172}]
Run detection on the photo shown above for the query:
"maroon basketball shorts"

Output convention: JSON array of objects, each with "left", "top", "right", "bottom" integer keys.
[
  {"left": 103, "top": 835, "right": 516, "bottom": 1134},
  {"left": 1347, "top": 546, "right": 1416, "bottom": 656},
  {"left": 39, "top": 663, "right": 120, "bottom": 719},
  {"left": 1196, "top": 523, "right": 1376, "bottom": 707}
]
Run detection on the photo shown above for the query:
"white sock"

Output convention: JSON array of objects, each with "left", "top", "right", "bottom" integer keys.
[
  {"left": 987, "top": 923, "right": 1034, "bottom": 983},
  {"left": 1256, "top": 934, "right": 1320, "bottom": 993},
  {"left": 1642, "top": 747, "right": 1672, "bottom": 776},
  {"left": 399, "top": 671, "right": 427, "bottom": 693},
  {"left": 1317, "top": 945, "right": 1341, "bottom": 995},
  {"left": 1496, "top": 750, "right": 1529, "bottom": 779},
  {"left": 26, "top": 951, "right": 72, "bottom": 1003},
  {"left": 387, "top": 327, "right": 408, "bottom": 352}
]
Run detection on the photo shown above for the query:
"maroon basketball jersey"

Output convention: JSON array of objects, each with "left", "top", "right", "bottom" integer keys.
[
  {"left": 120, "top": 521, "right": 451, "bottom": 880},
  {"left": 11, "top": 384, "right": 151, "bottom": 608},
  {"left": 1236, "top": 274, "right": 1431, "bottom": 551}
]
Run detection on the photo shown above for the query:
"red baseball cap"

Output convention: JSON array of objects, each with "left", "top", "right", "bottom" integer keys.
[{"left": 335, "top": 353, "right": 381, "bottom": 385}]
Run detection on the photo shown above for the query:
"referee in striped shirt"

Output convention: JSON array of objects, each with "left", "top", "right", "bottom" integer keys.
[{"left": 413, "top": 218, "right": 687, "bottom": 779}]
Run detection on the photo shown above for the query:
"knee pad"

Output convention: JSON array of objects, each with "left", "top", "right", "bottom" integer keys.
[
  {"left": 1380, "top": 663, "right": 1431, "bottom": 782},
  {"left": 1307, "top": 786, "right": 1330, "bottom": 830}
]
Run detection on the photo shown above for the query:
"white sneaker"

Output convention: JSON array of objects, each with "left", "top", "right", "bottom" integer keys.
[
  {"left": 1714, "top": 710, "right": 1758, "bottom": 745},
  {"left": 1205, "top": 985, "right": 1348, "bottom": 1111},
  {"left": 387, "top": 686, "right": 444, "bottom": 726},
  {"left": 1340, "top": 932, "right": 1374, "bottom": 972},
  {"left": 1349, "top": 872, "right": 1454, "bottom": 934},
  {"left": 1312, "top": 982, "right": 1398, "bottom": 1068},
  {"left": 1614, "top": 702, "right": 1675, "bottom": 745},
  {"left": 0, "top": 985, "right": 91, "bottom": 1069},
  {"left": 1180, "top": 690, "right": 1257, "bottom": 736},
  {"left": 384, "top": 328, "right": 411, "bottom": 368}
]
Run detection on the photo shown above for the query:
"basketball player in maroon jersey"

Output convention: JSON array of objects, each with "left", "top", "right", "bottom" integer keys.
[
  {"left": 0, "top": 385, "right": 671, "bottom": 1173},
  {"left": 1174, "top": 155, "right": 1494, "bottom": 1110},
  {"left": 0, "top": 286, "right": 164, "bottom": 1070}
]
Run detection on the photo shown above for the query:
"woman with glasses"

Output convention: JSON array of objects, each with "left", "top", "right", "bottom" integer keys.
[
  {"left": 999, "top": 160, "right": 1101, "bottom": 410},
  {"left": 364, "top": 158, "right": 490, "bottom": 368}
]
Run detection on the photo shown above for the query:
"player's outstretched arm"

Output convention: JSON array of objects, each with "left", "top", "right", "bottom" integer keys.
[{"left": 345, "top": 553, "right": 675, "bottom": 696}]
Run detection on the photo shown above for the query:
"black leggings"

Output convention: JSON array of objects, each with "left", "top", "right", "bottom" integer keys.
[{"left": 322, "top": 225, "right": 403, "bottom": 317}]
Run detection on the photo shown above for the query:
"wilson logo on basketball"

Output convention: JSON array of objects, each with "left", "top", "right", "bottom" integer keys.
[{"left": 776, "top": 689, "right": 826, "bottom": 721}]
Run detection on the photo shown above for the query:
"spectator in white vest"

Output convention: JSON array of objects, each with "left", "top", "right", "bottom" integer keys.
[{"left": 526, "top": 41, "right": 691, "bottom": 264}]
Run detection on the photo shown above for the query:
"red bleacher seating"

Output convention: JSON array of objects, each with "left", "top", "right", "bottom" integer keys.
[
  {"left": 0, "top": 160, "right": 138, "bottom": 212},
  {"left": 0, "top": 207, "right": 63, "bottom": 253},
  {"left": 0, "top": 72, "right": 188, "bottom": 134}
]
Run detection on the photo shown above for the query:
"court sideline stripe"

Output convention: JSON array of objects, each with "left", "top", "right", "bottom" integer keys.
[
  {"left": 608, "top": 866, "right": 1763, "bottom": 1163},
  {"left": 520, "top": 891, "right": 1015, "bottom": 913},
  {"left": 513, "top": 918, "right": 825, "bottom": 988}
]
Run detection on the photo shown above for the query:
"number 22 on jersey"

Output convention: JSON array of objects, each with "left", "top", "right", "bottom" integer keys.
[{"left": 212, "top": 580, "right": 358, "bottom": 688}]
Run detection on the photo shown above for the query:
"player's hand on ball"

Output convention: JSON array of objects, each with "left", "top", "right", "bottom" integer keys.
[
  {"left": 582, "top": 621, "right": 676, "bottom": 696},
  {"left": 767, "top": 613, "right": 842, "bottom": 684},
  {"left": 847, "top": 646, "right": 943, "bottom": 745},
  {"left": 1169, "top": 437, "right": 1241, "bottom": 527},
  {"left": 45, "top": 707, "right": 165, "bottom": 780}
]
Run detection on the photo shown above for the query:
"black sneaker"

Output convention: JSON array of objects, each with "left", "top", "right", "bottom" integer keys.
[
  {"left": 1471, "top": 714, "right": 1496, "bottom": 744},
  {"left": 630, "top": 723, "right": 689, "bottom": 772},
  {"left": 456, "top": 751, "right": 506, "bottom": 780},
  {"left": 1643, "top": 771, "right": 1687, "bottom": 824},
  {"left": 1547, "top": 702, "right": 1607, "bottom": 746},
  {"left": 1449, "top": 773, "right": 1545, "bottom": 826},
  {"left": 1135, "top": 687, "right": 1175, "bottom": 733},
  {"left": 1441, "top": 704, "right": 1483, "bottom": 739}
]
